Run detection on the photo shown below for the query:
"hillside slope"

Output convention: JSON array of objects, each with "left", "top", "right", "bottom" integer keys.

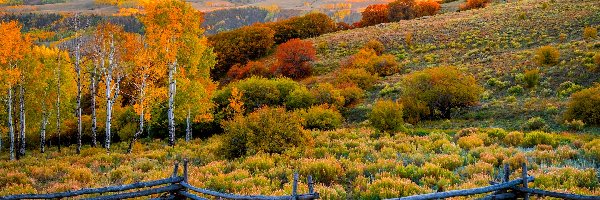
[{"left": 310, "top": 0, "right": 600, "bottom": 131}]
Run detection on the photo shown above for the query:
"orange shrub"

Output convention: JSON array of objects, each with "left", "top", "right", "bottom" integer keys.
[
  {"left": 226, "top": 61, "right": 271, "bottom": 81},
  {"left": 359, "top": 4, "right": 389, "bottom": 27},
  {"left": 460, "top": 0, "right": 490, "bottom": 11},
  {"left": 388, "top": 0, "right": 416, "bottom": 21},
  {"left": 415, "top": 0, "right": 441, "bottom": 17},
  {"left": 266, "top": 13, "right": 337, "bottom": 44},
  {"left": 272, "top": 39, "right": 316, "bottom": 79},
  {"left": 583, "top": 26, "right": 598, "bottom": 40},
  {"left": 535, "top": 45, "right": 560, "bottom": 66}
]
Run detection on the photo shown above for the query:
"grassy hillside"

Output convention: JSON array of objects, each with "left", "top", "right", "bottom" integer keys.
[{"left": 310, "top": 0, "right": 600, "bottom": 132}]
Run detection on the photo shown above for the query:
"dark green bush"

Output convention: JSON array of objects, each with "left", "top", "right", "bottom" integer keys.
[
  {"left": 221, "top": 107, "right": 310, "bottom": 159},
  {"left": 564, "top": 85, "right": 600, "bottom": 125}
]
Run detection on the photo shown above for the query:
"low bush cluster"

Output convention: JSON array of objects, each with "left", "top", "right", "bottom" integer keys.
[
  {"left": 369, "top": 99, "right": 405, "bottom": 133},
  {"left": 564, "top": 85, "right": 600, "bottom": 125}
]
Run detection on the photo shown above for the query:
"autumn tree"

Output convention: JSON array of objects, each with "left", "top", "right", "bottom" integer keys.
[
  {"left": 359, "top": 4, "right": 389, "bottom": 27},
  {"left": 415, "top": 0, "right": 441, "bottom": 17},
  {"left": 272, "top": 39, "right": 316, "bottom": 79},
  {"left": 266, "top": 13, "right": 337, "bottom": 44},
  {"left": 141, "top": 0, "right": 215, "bottom": 147},
  {"left": 209, "top": 25, "right": 275, "bottom": 80},
  {"left": 68, "top": 14, "right": 87, "bottom": 154},
  {"left": 0, "top": 21, "right": 30, "bottom": 160},
  {"left": 388, "top": 0, "right": 416, "bottom": 22}
]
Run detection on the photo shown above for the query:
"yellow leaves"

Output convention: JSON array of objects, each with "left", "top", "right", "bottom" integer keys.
[
  {"left": 0, "top": 21, "right": 31, "bottom": 65},
  {"left": 114, "top": 8, "right": 142, "bottom": 17},
  {"left": 228, "top": 87, "right": 245, "bottom": 116}
]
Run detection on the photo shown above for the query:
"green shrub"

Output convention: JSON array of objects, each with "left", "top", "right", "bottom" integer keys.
[
  {"left": 221, "top": 107, "right": 310, "bottom": 158},
  {"left": 523, "top": 69, "right": 540, "bottom": 88},
  {"left": 534, "top": 167, "right": 599, "bottom": 189},
  {"left": 298, "top": 105, "right": 344, "bottom": 130},
  {"left": 338, "top": 85, "right": 366, "bottom": 107},
  {"left": 583, "top": 139, "right": 600, "bottom": 161},
  {"left": 535, "top": 45, "right": 560, "bottom": 66},
  {"left": 214, "top": 77, "right": 301, "bottom": 113},
  {"left": 299, "top": 158, "right": 343, "bottom": 185},
  {"left": 285, "top": 87, "right": 316, "bottom": 110},
  {"left": 564, "top": 85, "right": 600, "bottom": 125},
  {"left": 557, "top": 81, "right": 584, "bottom": 98},
  {"left": 400, "top": 66, "right": 482, "bottom": 121},
  {"left": 360, "top": 177, "right": 428, "bottom": 199},
  {"left": 523, "top": 117, "right": 548, "bottom": 131},
  {"left": 523, "top": 131, "right": 556, "bottom": 147},
  {"left": 508, "top": 85, "right": 524, "bottom": 96},
  {"left": 369, "top": 99, "right": 405, "bottom": 133},
  {"left": 457, "top": 135, "right": 484, "bottom": 150}
]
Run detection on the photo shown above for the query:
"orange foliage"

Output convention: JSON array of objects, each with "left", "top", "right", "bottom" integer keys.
[
  {"left": 359, "top": 4, "right": 389, "bottom": 27},
  {"left": 415, "top": 0, "right": 441, "bottom": 17},
  {"left": 272, "top": 39, "right": 316, "bottom": 79},
  {"left": 226, "top": 61, "right": 271, "bottom": 81},
  {"left": 460, "top": 0, "right": 490, "bottom": 11},
  {"left": 388, "top": 0, "right": 416, "bottom": 21}
]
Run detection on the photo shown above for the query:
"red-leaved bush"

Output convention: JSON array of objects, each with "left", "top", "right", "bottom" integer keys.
[{"left": 272, "top": 39, "right": 316, "bottom": 79}]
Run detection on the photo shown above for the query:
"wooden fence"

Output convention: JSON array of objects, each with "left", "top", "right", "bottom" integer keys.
[
  {"left": 386, "top": 163, "right": 600, "bottom": 200},
  {"left": 0, "top": 160, "right": 320, "bottom": 200}
]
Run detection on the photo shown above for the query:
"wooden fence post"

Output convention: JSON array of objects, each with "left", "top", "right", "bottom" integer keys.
[
  {"left": 172, "top": 162, "right": 179, "bottom": 178},
  {"left": 522, "top": 163, "right": 529, "bottom": 200},
  {"left": 503, "top": 164, "right": 510, "bottom": 183},
  {"left": 307, "top": 175, "right": 314, "bottom": 194},
  {"left": 292, "top": 173, "right": 299, "bottom": 199},
  {"left": 183, "top": 159, "right": 189, "bottom": 183}
]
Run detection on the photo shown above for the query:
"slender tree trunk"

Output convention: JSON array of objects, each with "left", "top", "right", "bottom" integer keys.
[
  {"left": 128, "top": 75, "right": 146, "bottom": 154},
  {"left": 8, "top": 87, "right": 15, "bottom": 160},
  {"left": 91, "top": 65, "right": 98, "bottom": 147},
  {"left": 75, "top": 35, "right": 82, "bottom": 155},
  {"left": 105, "top": 64, "right": 113, "bottom": 153},
  {"left": 186, "top": 108, "right": 191, "bottom": 142},
  {"left": 40, "top": 112, "right": 48, "bottom": 153},
  {"left": 168, "top": 60, "right": 177, "bottom": 147},
  {"left": 18, "top": 82, "right": 25, "bottom": 158},
  {"left": 56, "top": 63, "right": 61, "bottom": 153}
]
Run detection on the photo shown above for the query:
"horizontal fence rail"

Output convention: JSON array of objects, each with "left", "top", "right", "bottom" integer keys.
[
  {"left": 0, "top": 159, "right": 320, "bottom": 200},
  {"left": 385, "top": 162, "right": 600, "bottom": 200}
]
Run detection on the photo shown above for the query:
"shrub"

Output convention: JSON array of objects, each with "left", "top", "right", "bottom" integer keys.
[
  {"left": 360, "top": 177, "right": 428, "bottom": 199},
  {"left": 209, "top": 25, "right": 275, "bottom": 79},
  {"left": 564, "top": 119, "right": 585, "bottom": 131},
  {"left": 460, "top": 0, "right": 490, "bottom": 11},
  {"left": 369, "top": 99, "right": 405, "bottom": 133},
  {"left": 298, "top": 105, "right": 344, "bottom": 130},
  {"left": 400, "top": 66, "right": 482, "bottom": 120},
  {"left": 221, "top": 107, "right": 309, "bottom": 158},
  {"left": 285, "top": 87, "right": 316, "bottom": 110},
  {"left": 508, "top": 85, "right": 524, "bottom": 96},
  {"left": 503, "top": 131, "right": 524, "bottom": 147},
  {"left": 457, "top": 135, "right": 484, "bottom": 150},
  {"left": 214, "top": 77, "right": 301, "bottom": 113},
  {"left": 359, "top": 4, "right": 389, "bottom": 27},
  {"left": 241, "top": 154, "right": 275, "bottom": 173},
  {"left": 299, "top": 158, "right": 343, "bottom": 185},
  {"left": 310, "top": 83, "right": 346, "bottom": 108},
  {"left": 363, "top": 39, "right": 385, "bottom": 55},
  {"left": 523, "top": 117, "right": 548, "bottom": 131},
  {"left": 226, "top": 61, "right": 271, "bottom": 81},
  {"left": 583, "top": 139, "right": 600, "bottom": 161},
  {"left": 564, "top": 85, "right": 600, "bottom": 125},
  {"left": 388, "top": 0, "right": 416, "bottom": 21},
  {"left": 430, "top": 154, "right": 462, "bottom": 170},
  {"left": 335, "top": 68, "right": 378, "bottom": 90},
  {"left": 350, "top": 48, "right": 400, "bottom": 76},
  {"left": 266, "top": 13, "right": 337, "bottom": 44},
  {"left": 523, "top": 69, "right": 540, "bottom": 88},
  {"left": 534, "top": 167, "right": 599, "bottom": 189},
  {"left": 593, "top": 53, "right": 600, "bottom": 67},
  {"left": 272, "top": 39, "right": 316, "bottom": 79},
  {"left": 583, "top": 26, "right": 598, "bottom": 40},
  {"left": 414, "top": 0, "right": 441, "bottom": 17},
  {"left": 523, "top": 131, "right": 556, "bottom": 147},
  {"left": 535, "top": 45, "right": 560, "bottom": 66},
  {"left": 557, "top": 81, "right": 584, "bottom": 98},
  {"left": 338, "top": 85, "right": 366, "bottom": 107}
]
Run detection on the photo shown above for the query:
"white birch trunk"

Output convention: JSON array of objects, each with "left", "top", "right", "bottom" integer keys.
[
  {"left": 8, "top": 87, "right": 14, "bottom": 160},
  {"left": 40, "top": 112, "right": 48, "bottom": 153},
  {"left": 168, "top": 60, "right": 177, "bottom": 147},
  {"left": 18, "top": 81, "right": 25, "bottom": 157},
  {"left": 186, "top": 108, "right": 191, "bottom": 142},
  {"left": 91, "top": 64, "right": 98, "bottom": 147}
]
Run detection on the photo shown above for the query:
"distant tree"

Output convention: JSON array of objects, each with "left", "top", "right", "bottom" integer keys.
[
  {"left": 266, "top": 13, "right": 337, "bottom": 44},
  {"left": 209, "top": 25, "right": 275, "bottom": 80},
  {"left": 414, "top": 0, "right": 441, "bottom": 17},
  {"left": 359, "top": 4, "right": 389, "bottom": 27},
  {"left": 460, "top": 0, "right": 491, "bottom": 11},
  {"left": 226, "top": 61, "right": 271, "bottom": 81},
  {"left": 388, "top": 0, "right": 416, "bottom": 22},
  {"left": 272, "top": 39, "right": 316, "bottom": 79}
]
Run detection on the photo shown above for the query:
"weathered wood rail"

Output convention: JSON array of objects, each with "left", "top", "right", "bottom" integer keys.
[
  {"left": 0, "top": 160, "right": 320, "bottom": 200},
  {"left": 386, "top": 163, "right": 600, "bottom": 200}
]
